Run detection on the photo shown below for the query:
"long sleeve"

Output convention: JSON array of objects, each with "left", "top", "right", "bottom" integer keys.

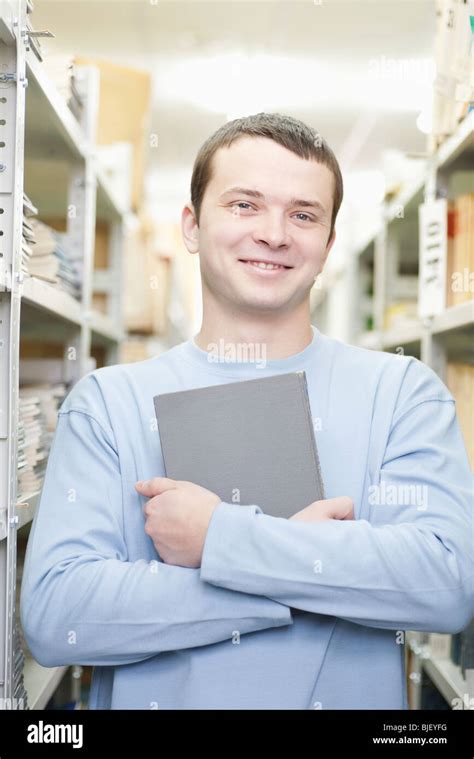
[
  {"left": 200, "top": 368, "right": 474, "bottom": 635},
  {"left": 20, "top": 398, "right": 292, "bottom": 669}
]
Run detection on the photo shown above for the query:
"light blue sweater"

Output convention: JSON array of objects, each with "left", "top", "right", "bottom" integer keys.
[{"left": 20, "top": 326, "right": 474, "bottom": 709}]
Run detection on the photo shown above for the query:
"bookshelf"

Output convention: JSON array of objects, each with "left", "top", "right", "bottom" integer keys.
[
  {"left": 312, "top": 110, "right": 474, "bottom": 709},
  {"left": 0, "top": 0, "right": 126, "bottom": 709}
]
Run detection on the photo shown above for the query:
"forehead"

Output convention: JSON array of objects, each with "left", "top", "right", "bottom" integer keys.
[{"left": 207, "top": 136, "right": 334, "bottom": 207}]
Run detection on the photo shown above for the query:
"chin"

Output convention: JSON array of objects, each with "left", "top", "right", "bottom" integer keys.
[{"left": 236, "top": 293, "right": 292, "bottom": 312}]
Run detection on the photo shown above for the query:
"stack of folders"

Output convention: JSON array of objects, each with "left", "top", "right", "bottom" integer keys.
[
  {"left": 17, "top": 383, "right": 67, "bottom": 501},
  {"left": 25, "top": 218, "right": 83, "bottom": 300},
  {"left": 15, "top": 554, "right": 30, "bottom": 710},
  {"left": 12, "top": 619, "right": 28, "bottom": 710},
  {"left": 41, "top": 55, "right": 85, "bottom": 123},
  {"left": 154, "top": 371, "right": 325, "bottom": 519},
  {"left": 22, "top": 192, "right": 39, "bottom": 276}
]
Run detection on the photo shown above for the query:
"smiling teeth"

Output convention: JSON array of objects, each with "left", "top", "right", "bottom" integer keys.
[{"left": 248, "top": 261, "right": 284, "bottom": 269}]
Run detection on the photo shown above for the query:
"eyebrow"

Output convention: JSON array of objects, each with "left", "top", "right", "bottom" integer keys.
[{"left": 219, "top": 186, "right": 327, "bottom": 215}]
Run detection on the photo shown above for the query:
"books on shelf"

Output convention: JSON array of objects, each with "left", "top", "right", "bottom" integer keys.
[
  {"left": 15, "top": 546, "right": 30, "bottom": 710},
  {"left": 22, "top": 192, "right": 39, "bottom": 276},
  {"left": 446, "top": 193, "right": 474, "bottom": 308},
  {"left": 22, "top": 192, "right": 83, "bottom": 298},
  {"left": 17, "top": 383, "right": 67, "bottom": 502},
  {"left": 41, "top": 54, "right": 85, "bottom": 124},
  {"left": 25, "top": 218, "right": 83, "bottom": 299},
  {"left": 383, "top": 301, "right": 418, "bottom": 332},
  {"left": 431, "top": 0, "right": 474, "bottom": 146},
  {"left": 12, "top": 618, "right": 28, "bottom": 709}
]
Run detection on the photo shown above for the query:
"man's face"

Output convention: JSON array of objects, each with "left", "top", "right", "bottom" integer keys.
[{"left": 185, "top": 135, "right": 336, "bottom": 315}]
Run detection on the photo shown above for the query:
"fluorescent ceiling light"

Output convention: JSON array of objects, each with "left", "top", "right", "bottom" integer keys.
[{"left": 155, "top": 52, "right": 436, "bottom": 113}]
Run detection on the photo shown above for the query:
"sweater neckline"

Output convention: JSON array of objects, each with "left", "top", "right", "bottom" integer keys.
[{"left": 178, "top": 324, "right": 322, "bottom": 378}]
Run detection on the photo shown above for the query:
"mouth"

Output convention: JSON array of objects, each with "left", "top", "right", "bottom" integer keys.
[{"left": 238, "top": 258, "right": 293, "bottom": 272}]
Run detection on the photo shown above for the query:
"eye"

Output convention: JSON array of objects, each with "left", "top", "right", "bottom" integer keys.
[
  {"left": 294, "top": 212, "right": 313, "bottom": 222},
  {"left": 232, "top": 201, "right": 253, "bottom": 210}
]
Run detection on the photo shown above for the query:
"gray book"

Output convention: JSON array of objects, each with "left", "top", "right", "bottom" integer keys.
[{"left": 153, "top": 371, "right": 325, "bottom": 519}]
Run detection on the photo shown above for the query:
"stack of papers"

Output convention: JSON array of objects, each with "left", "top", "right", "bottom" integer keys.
[
  {"left": 15, "top": 553, "right": 30, "bottom": 709},
  {"left": 12, "top": 618, "right": 28, "bottom": 710},
  {"left": 26, "top": 218, "right": 82, "bottom": 300},
  {"left": 41, "top": 54, "right": 85, "bottom": 123},
  {"left": 22, "top": 192, "right": 39, "bottom": 276},
  {"left": 17, "top": 383, "right": 67, "bottom": 501}
]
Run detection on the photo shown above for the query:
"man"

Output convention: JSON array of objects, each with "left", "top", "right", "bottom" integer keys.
[{"left": 21, "top": 113, "right": 473, "bottom": 710}]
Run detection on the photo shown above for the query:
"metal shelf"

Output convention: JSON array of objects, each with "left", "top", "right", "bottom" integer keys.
[
  {"left": 385, "top": 172, "right": 426, "bottom": 225},
  {"left": 353, "top": 224, "right": 379, "bottom": 259},
  {"left": 90, "top": 310, "right": 125, "bottom": 343},
  {"left": 342, "top": 115, "right": 474, "bottom": 714},
  {"left": 0, "top": 1, "right": 127, "bottom": 711},
  {"left": 24, "top": 67, "right": 125, "bottom": 221},
  {"left": 95, "top": 160, "right": 127, "bottom": 222},
  {"left": 353, "top": 113, "right": 474, "bottom": 261},
  {"left": 436, "top": 111, "right": 474, "bottom": 171},
  {"left": 25, "top": 51, "right": 87, "bottom": 163},
  {"left": 0, "top": 511, "right": 6, "bottom": 542},
  {"left": 0, "top": 3, "right": 16, "bottom": 44},
  {"left": 379, "top": 303, "right": 473, "bottom": 351},
  {"left": 381, "top": 323, "right": 423, "bottom": 349},
  {"left": 0, "top": 267, "right": 12, "bottom": 292},
  {"left": 23, "top": 658, "right": 69, "bottom": 710},
  {"left": 356, "top": 330, "right": 382, "bottom": 350},
  {"left": 21, "top": 275, "right": 83, "bottom": 325},
  {"left": 19, "top": 276, "right": 126, "bottom": 343},
  {"left": 430, "top": 301, "right": 474, "bottom": 336},
  {"left": 422, "top": 657, "right": 470, "bottom": 708}
]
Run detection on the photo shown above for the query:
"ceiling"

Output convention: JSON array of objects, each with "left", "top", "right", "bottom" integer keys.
[{"left": 32, "top": 0, "right": 437, "bottom": 221}]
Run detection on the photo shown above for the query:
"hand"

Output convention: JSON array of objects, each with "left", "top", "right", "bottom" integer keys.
[
  {"left": 135, "top": 477, "right": 221, "bottom": 568},
  {"left": 289, "top": 496, "right": 354, "bottom": 522}
]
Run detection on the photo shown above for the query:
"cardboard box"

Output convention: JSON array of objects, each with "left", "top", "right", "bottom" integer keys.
[
  {"left": 123, "top": 214, "right": 172, "bottom": 335},
  {"left": 446, "top": 362, "right": 474, "bottom": 469},
  {"left": 74, "top": 57, "right": 152, "bottom": 212}
]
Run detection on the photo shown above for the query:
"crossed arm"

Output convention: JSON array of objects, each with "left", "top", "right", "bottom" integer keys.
[{"left": 21, "top": 389, "right": 474, "bottom": 669}]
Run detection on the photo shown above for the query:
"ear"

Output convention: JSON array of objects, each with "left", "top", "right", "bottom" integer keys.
[{"left": 181, "top": 203, "right": 199, "bottom": 255}]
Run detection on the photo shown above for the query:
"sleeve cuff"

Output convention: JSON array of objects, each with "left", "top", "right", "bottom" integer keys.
[{"left": 200, "top": 500, "right": 264, "bottom": 587}]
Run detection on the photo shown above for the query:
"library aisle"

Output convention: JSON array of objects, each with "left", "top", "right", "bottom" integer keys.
[{"left": 0, "top": 0, "right": 473, "bottom": 720}]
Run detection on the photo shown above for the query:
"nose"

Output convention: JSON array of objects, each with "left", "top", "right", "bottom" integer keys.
[{"left": 252, "top": 210, "right": 290, "bottom": 249}]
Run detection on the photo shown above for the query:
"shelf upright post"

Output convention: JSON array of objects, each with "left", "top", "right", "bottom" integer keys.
[
  {"left": 0, "top": 0, "right": 26, "bottom": 705},
  {"left": 105, "top": 214, "right": 124, "bottom": 365},
  {"left": 373, "top": 223, "right": 387, "bottom": 336},
  {"left": 65, "top": 64, "right": 99, "bottom": 380}
]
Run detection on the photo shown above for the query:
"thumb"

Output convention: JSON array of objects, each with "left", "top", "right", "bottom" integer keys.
[{"left": 135, "top": 476, "right": 179, "bottom": 496}]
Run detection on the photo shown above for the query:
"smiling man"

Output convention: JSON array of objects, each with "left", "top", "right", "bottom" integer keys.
[{"left": 21, "top": 113, "right": 473, "bottom": 711}]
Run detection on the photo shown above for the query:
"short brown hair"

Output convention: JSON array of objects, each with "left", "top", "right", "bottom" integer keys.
[{"left": 190, "top": 112, "right": 343, "bottom": 242}]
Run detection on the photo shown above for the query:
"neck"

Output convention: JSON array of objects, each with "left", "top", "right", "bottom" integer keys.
[{"left": 194, "top": 301, "right": 314, "bottom": 361}]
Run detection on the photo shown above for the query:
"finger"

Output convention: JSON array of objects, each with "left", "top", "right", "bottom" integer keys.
[
  {"left": 135, "top": 477, "right": 179, "bottom": 496},
  {"left": 142, "top": 501, "right": 156, "bottom": 518},
  {"left": 327, "top": 496, "right": 354, "bottom": 520}
]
